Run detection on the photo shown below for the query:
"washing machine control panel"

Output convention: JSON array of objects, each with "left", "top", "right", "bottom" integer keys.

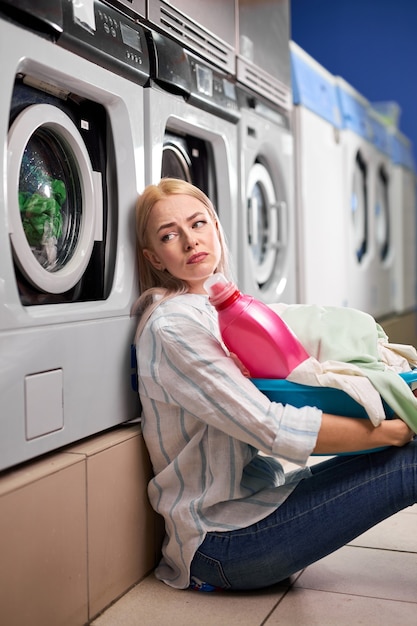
[
  {"left": 188, "top": 55, "right": 240, "bottom": 123},
  {"left": 148, "top": 29, "right": 240, "bottom": 123},
  {"left": 59, "top": 0, "right": 150, "bottom": 85}
]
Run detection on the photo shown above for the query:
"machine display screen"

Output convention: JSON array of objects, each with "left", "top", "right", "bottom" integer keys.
[
  {"left": 223, "top": 79, "right": 236, "bottom": 101},
  {"left": 120, "top": 22, "right": 142, "bottom": 52},
  {"left": 196, "top": 64, "right": 213, "bottom": 97}
]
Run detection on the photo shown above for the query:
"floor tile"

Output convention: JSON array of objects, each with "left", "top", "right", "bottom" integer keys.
[
  {"left": 264, "top": 587, "right": 417, "bottom": 625},
  {"left": 295, "top": 545, "right": 417, "bottom": 603},
  {"left": 91, "top": 572, "right": 290, "bottom": 626},
  {"left": 349, "top": 509, "right": 417, "bottom": 552},
  {"left": 404, "top": 503, "right": 417, "bottom": 515}
]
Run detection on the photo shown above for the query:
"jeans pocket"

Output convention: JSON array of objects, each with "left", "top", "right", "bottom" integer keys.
[{"left": 190, "top": 550, "right": 232, "bottom": 590}]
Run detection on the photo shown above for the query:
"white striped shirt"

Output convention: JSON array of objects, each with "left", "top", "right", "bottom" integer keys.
[{"left": 136, "top": 294, "right": 322, "bottom": 589}]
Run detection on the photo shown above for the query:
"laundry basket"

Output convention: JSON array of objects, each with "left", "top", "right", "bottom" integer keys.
[{"left": 252, "top": 370, "right": 417, "bottom": 454}]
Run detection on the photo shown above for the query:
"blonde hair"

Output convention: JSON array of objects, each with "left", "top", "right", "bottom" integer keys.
[{"left": 132, "top": 178, "right": 232, "bottom": 337}]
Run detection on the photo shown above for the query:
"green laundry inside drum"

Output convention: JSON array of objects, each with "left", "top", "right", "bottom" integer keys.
[
  {"left": 18, "top": 132, "right": 71, "bottom": 272},
  {"left": 19, "top": 178, "right": 66, "bottom": 246}
]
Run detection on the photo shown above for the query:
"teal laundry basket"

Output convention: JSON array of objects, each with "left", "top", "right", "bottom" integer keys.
[{"left": 252, "top": 370, "right": 417, "bottom": 454}]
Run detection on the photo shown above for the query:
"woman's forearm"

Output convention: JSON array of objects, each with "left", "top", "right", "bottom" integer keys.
[{"left": 313, "top": 414, "right": 414, "bottom": 454}]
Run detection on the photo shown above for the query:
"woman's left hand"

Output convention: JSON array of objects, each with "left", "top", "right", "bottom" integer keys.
[{"left": 229, "top": 353, "right": 251, "bottom": 377}]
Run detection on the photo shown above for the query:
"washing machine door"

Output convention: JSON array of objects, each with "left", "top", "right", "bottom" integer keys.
[
  {"left": 161, "top": 133, "right": 193, "bottom": 182},
  {"left": 8, "top": 103, "right": 98, "bottom": 295},
  {"left": 351, "top": 151, "right": 368, "bottom": 263},
  {"left": 246, "top": 162, "right": 285, "bottom": 288},
  {"left": 375, "top": 165, "right": 390, "bottom": 262},
  {"left": 161, "top": 131, "right": 215, "bottom": 201}
]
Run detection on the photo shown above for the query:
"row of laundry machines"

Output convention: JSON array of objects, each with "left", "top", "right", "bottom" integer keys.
[
  {"left": 291, "top": 40, "right": 417, "bottom": 320},
  {"left": 2, "top": 1, "right": 415, "bottom": 471},
  {"left": 0, "top": 0, "right": 296, "bottom": 469}
]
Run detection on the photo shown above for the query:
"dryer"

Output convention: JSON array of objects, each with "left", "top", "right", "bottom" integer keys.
[
  {"left": 146, "top": 0, "right": 236, "bottom": 75},
  {"left": 0, "top": 4, "right": 149, "bottom": 470},
  {"left": 236, "top": 88, "right": 296, "bottom": 304},
  {"left": 336, "top": 77, "right": 377, "bottom": 316},
  {"left": 291, "top": 41, "right": 346, "bottom": 307},
  {"left": 237, "top": 0, "right": 291, "bottom": 109},
  {"left": 390, "top": 130, "right": 417, "bottom": 314},
  {"left": 0, "top": 0, "right": 63, "bottom": 35},
  {"left": 369, "top": 106, "right": 394, "bottom": 319},
  {"left": 144, "top": 30, "right": 240, "bottom": 275}
]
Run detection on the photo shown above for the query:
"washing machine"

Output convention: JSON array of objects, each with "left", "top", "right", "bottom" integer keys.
[
  {"left": 291, "top": 41, "right": 346, "bottom": 307},
  {"left": 336, "top": 77, "right": 378, "bottom": 316},
  {"left": 144, "top": 30, "right": 240, "bottom": 274},
  {"left": 390, "top": 129, "right": 417, "bottom": 314},
  {"left": 369, "top": 106, "right": 394, "bottom": 319},
  {"left": 236, "top": 87, "right": 297, "bottom": 304},
  {"left": 0, "top": 2, "right": 149, "bottom": 470}
]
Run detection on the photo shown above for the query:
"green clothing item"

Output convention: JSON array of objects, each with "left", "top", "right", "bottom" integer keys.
[{"left": 19, "top": 178, "right": 66, "bottom": 247}]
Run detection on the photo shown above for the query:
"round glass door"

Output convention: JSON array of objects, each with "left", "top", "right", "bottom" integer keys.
[
  {"left": 375, "top": 165, "right": 390, "bottom": 262},
  {"left": 8, "top": 104, "right": 96, "bottom": 294},
  {"left": 246, "top": 162, "right": 283, "bottom": 288},
  {"left": 351, "top": 151, "right": 368, "bottom": 263}
]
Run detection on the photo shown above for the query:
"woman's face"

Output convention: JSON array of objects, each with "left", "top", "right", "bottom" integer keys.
[{"left": 143, "top": 194, "right": 222, "bottom": 294}]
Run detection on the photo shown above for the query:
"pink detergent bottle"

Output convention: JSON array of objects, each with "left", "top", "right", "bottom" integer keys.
[{"left": 204, "top": 273, "right": 309, "bottom": 379}]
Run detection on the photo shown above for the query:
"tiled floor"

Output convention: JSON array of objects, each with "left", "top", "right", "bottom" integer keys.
[{"left": 92, "top": 458, "right": 417, "bottom": 626}]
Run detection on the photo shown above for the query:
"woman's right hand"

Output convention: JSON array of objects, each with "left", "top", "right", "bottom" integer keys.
[
  {"left": 313, "top": 414, "right": 415, "bottom": 455},
  {"left": 381, "top": 418, "right": 415, "bottom": 447}
]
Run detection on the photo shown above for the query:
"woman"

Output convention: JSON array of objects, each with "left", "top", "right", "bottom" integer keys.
[{"left": 133, "top": 178, "right": 416, "bottom": 592}]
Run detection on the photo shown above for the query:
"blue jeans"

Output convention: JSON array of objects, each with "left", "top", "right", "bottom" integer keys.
[{"left": 190, "top": 439, "right": 417, "bottom": 590}]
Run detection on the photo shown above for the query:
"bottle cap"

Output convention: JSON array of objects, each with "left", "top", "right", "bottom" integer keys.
[{"left": 204, "top": 273, "right": 239, "bottom": 308}]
